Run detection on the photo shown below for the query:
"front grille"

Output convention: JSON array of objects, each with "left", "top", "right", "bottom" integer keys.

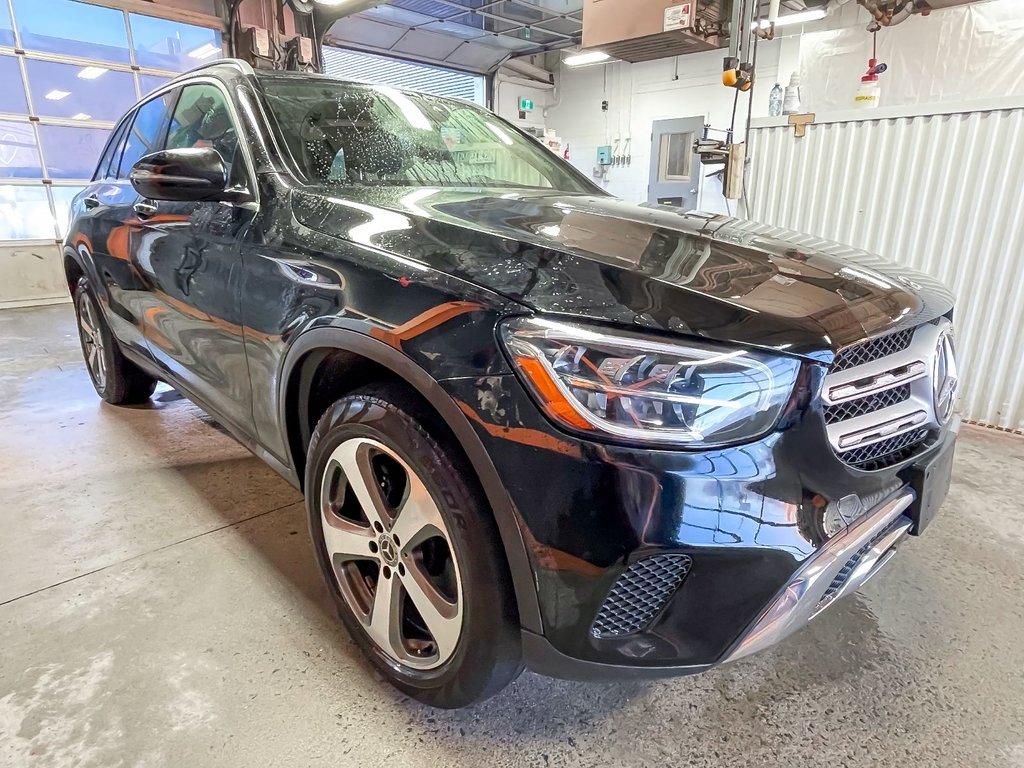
[
  {"left": 824, "top": 323, "right": 943, "bottom": 471},
  {"left": 591, "top": 554, "right": 692, "bottom": 638},
  {"left": 842, "top": 428, "right": 930, "bottom": 471},
  {"left": 823, "top": 384, "right": 911, "bottom": 424},
  {"left": 831, "top": 328, "right": 915, "bottom": 372}
]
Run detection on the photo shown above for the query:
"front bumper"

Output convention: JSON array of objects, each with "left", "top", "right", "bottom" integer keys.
[
  {"left": 441, "top": 373, "right": 958, "bottom": 678},
  {"left": 721, "top": 485, "right": 915, "bottom": 663}
]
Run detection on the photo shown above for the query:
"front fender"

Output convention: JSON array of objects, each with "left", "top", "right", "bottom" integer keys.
[{"left": 277, "top": 325, "right": 543, "bottom": 634}]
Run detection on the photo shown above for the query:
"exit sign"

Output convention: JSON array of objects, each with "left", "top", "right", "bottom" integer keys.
[{"left": 519, "top": 97, "right": 534, "bottom": 112}]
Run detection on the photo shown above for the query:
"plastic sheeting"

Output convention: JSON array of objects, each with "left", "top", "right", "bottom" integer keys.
[{"left": 798, "top": 2, "right": 1024, "bottom": 112}]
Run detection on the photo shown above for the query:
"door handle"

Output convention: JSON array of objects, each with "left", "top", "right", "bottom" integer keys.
[
  {"left": 83, "top": 194, "right": 100, "bottom": 209},
  {"left": 133, "top": 200, "right": 158, "bottom": 218}
]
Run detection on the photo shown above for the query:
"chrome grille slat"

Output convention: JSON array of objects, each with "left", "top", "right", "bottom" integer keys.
[
  {"left": 823, "top": 385, "right": 911, "bottom": 424},
  {"left": 822, "top": 321, "right": 952, "bottom": 471},
  {"left": 842, "top": 428, "right": 931, "bottom": 471}
]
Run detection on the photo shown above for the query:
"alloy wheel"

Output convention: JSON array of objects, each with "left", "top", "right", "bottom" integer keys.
[
  {"left": 77, "top": 293, "right": 106, "bottom": 391},
  {"left": 320, "top": 437, "right": 464, "bottom": 671}
]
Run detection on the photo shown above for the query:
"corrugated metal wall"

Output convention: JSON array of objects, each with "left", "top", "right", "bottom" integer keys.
[
  {"left": 322, "top": 47, "right": 486, "bottom": 105},
  {"left": 746, "top": 109, "right": 1024, "bottom": 432}
]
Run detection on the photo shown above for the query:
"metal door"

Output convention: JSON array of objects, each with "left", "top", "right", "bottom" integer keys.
[{"left": 648, "top": 117, "right": 704, "bottom": 209}]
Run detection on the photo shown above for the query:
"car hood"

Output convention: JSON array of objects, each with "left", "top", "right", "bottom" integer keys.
[{"left": 292, "top": 186, "right": 955, "bottom": 361}]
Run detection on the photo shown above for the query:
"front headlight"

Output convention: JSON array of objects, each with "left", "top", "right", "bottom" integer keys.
[{"left": 500, "top": 316, "right": 801, "bottom": 447}]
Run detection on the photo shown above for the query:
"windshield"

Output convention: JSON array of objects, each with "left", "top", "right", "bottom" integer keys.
[{"left": 258, "top": 76, "right": 595, "bottom": 194}]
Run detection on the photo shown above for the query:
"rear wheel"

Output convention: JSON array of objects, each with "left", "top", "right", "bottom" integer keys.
[
  {"left": 305, "top": 384, "right": 522, "bottom": 707},
  {"left": 73, "top": 277, "right": 156, "bottom": 405}
]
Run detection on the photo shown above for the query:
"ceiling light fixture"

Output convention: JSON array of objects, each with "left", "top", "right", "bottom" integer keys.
[
  {"left": 187, "top": 42, "right": 221, "bottom": 60},
  {"left": 77, "top": 66, "right": 108, "bottom": 80},
  {"left": 757, "top": 8, "right": 826, "bottom": 28},
  {"left": 564, "top": 51, "right": 611, "bottom": 67},
  {"left": 45, "top": 90, "right": 71, "bottom": 101}
]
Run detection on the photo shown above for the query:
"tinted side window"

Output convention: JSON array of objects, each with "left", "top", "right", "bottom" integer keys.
[
  {"left": 166, "top": 83, "right": 241, "bottom": 182},
  {"left": 117, "top": 91, "right": 176, "bottom": 179},
  {"left": 92, "top": 119, "right": 130, "bottom": 181}
]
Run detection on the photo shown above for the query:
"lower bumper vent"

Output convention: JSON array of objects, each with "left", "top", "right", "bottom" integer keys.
[{"left": 591, "top": 554, "right": 692, "bottom": 638}]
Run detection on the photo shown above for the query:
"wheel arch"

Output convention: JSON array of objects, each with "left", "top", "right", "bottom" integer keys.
[
  {"left": 279, "top": 327, "right": 543, "bottom": 633},
  {"left": 63, "top": 245, "right": 90, "bottom": 296}
]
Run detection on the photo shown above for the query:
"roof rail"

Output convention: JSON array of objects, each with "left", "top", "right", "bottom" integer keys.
[{"left": 169, "top": 58, "right": 257, "bottom": 83}]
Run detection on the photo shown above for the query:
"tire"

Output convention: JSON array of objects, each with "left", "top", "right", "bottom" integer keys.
[
  {"left": 305, "top": 382, "right": 523, "bottom": 708},
  {"left": 73, "top": 276, "right": 157, "bottom": 405}
]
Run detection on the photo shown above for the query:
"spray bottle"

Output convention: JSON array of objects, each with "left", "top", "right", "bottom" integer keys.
[{"left": 855, "top": 32, "right": 887, "bottom": 109}]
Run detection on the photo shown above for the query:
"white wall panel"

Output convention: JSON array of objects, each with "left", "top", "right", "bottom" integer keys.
[{"left": 746, "top": 109, "right": 1024, "bottom": 431}]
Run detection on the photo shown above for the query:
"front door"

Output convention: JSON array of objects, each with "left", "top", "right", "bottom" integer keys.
[
  {"left": 131, "top": 82, "right": 257, "bottom": 435},
  {"left": 648, "top": 117, "right": 704, "bottom": 210}
]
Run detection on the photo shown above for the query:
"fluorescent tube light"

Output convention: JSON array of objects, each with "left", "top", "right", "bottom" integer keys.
[
  {"left": 564, "top": 51, "right": 611, "bottom": 67},
  {"left": 757, "top": 9, "right": 826, "bottom": 27}
]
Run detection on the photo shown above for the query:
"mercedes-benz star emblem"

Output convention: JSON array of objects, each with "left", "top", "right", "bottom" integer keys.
[
  {"left": 378, "top": 534, "right": 399, "bottom": 567},
  {"left": 933, "top": 329, "right": 958, "bottom": 424}
]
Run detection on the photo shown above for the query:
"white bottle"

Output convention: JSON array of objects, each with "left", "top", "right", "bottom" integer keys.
[
  {"left": 769, "top": 83, "right": 783, "bottom": 117},
  {"left": 855, "top": 76, "right": 881, "bottom": 109},
  {"left": 782, "top": 73, "right": 801, "bottom": 115}
]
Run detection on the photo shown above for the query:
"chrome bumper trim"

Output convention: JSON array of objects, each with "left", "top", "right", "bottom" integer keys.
[{"left": 722, "top": 486, "right": 916, "bottom": 664}]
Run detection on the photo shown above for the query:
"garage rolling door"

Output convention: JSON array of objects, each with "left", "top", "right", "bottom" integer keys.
[{"left": 322, "top": 47, "right": 486, "bottom": 106}]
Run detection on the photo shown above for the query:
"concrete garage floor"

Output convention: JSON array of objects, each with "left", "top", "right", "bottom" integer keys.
[{"left": 1, "top": 305, "right": 1023, "bottom": 768}]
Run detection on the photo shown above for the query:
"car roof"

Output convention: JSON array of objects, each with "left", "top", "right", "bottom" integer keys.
[{"left": 168, "top": 58, "right": 376, "bottom": 90}]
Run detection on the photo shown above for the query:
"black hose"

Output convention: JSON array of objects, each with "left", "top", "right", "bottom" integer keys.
[{"left": 228, "top": 0, "right": 240, "bottom": 58}]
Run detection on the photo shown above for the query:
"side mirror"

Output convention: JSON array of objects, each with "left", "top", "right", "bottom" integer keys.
[{"left": 129, "top": 147, "right": 230, "bottom": 202}]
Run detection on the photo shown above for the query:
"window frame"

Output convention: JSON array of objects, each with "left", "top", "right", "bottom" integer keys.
[
  {"left": 112, "top": 76, "right": 258, "bottom": 201},
  {"left": 166, "top": 81, "right": 244, "bottom": 186}
]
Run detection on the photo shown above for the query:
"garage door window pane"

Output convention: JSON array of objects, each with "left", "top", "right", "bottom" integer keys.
[
  {"left": 129, "top": 14, "right": 222, "bottom": 72},
  {"left": 139, "top": 74, "right": 171, "bottom": 98},
  {"left": 38, "top": 124, "right": 110, "bottom": 179},
  {"left": 0, "top": 121, "right": 42, "bottom": 178},
  {"left": 50, "top": 185, "right": 84, "bottom": 236},
  {"left": 1, "top": 5, "right": 15, "bottom": 49},
  {"left": 0, "top": 55, "right": 28, "bottom": 115},
  {"left": 0, "top": 184, "right": 55, "bottom": 240},
  {"left": 25, "top": 59, "right": 137, "bottom": 122},
  {"left": 12, "top": 0, "right": 131, "bottom": 64}
]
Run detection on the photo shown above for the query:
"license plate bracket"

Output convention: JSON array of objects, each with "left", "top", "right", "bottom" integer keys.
[{"left": 909, "top": 437, "right": 956, "bottom": 535}]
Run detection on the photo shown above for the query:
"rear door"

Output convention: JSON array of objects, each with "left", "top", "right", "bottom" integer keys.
[
  {"left": 129, "top": 81, "right": 257, "bottom": 434},
  {"left": 67, "top": 95, "right": 174, "bottom": 360},
  {"left": 648, "top": 116, "right": 704, "bottom": 209}
]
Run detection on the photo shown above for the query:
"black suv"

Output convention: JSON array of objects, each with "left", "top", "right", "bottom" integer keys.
[{"left": 64, "top": 60, "right": 960, "bottom": 708}]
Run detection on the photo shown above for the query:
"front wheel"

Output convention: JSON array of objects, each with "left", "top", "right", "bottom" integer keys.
[{"left": 305, "top": 384, "right": 522, "bottom": 708}]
